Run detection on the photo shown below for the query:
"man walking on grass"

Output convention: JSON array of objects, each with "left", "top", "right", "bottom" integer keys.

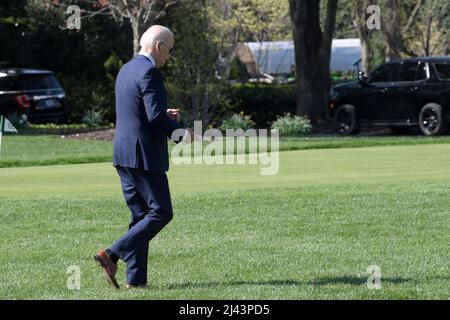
[{"left": 94, "top": 25, "right": 192, "bottom": 289}]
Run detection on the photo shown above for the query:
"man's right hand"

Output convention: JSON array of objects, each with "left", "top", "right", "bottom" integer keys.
[{"left": 167, "top": 108, "right": 181, "bottom": 122}]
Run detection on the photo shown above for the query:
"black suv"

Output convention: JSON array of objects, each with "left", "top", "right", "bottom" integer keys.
[
  {"left": 329, "top": 57, "right": 450, "bottom": 136},
  {"left": 0, "top": 68, "right": 67, "bottom": 123}
]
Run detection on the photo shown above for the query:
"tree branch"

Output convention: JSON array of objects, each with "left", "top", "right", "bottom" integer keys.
[{"left": 402, "top": 0, "right": 423, "bottom": 34}]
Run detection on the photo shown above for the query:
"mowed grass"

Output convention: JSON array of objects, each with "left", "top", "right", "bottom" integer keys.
[
  {"left": 2, "top": 133, "right": 450, "bottom": 168},
  {"left": 0, "top": 144, "right": 449, "bottom": 299},
  {"left": 0, "top": 135, "right": 112, "bottom": 167}
]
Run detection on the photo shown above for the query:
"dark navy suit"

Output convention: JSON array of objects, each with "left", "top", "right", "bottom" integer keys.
[{"left": 109, "top": 55, "right": 185, "bottom": 286}]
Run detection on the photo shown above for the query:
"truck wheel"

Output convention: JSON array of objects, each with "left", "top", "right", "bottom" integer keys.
[
  {"left": 418, "top": 103, "right": 447, "bottom": 136},
  {"left": 335, "top": 104, "right": 360, "bottom": 135}
]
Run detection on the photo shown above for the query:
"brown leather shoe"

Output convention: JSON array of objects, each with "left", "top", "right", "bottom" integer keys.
[{"left": 94, "top": 249, "right": 120, "bottom": 289}]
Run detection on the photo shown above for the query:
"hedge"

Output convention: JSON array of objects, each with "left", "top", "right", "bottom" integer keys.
[{"left": 225, "top": 83, "right": 297, "bottom": 128}]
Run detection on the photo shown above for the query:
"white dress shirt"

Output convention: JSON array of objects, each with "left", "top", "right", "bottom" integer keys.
[{"left": 138, "top": 50, "right": 156, "bottom": 66}]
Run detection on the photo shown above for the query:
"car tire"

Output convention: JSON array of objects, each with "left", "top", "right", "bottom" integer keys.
[
  {"left": 335, "top": 104, "right": 360, "bottom": 135},
  {"left": 418, "top": 103, "right": 448, "bottom": 136}
]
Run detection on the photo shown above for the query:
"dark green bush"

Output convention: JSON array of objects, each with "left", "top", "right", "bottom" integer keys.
[
  {"left": 59, "top": 76, "right": 115, "bottom": 124},
  {"left": 104, "top": 52, "right": 124, "bottom": 82},
  {"left": 225, "top": 83, "right": 297, "bottom": 128}
]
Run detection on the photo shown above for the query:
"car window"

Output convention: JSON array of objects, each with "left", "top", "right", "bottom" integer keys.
[
  {"left": 434, "top": 63, "right": 450, "bottom": 80},
  {"left": 369, "top": 65, "right": 389, "bottom": 83},
  {"left": 416, "top": 62, "right": 427, "bottom": 80},
  {"left": 19, "top": 74, "right": 62, "bottom": 90},
  {"left": 369, "top": 63, "right": 400, "bottom": 83},
  {"left": 399, "top": 62, "right": 418, "bottom": 82},
  {"left": 0, "top": 76, "right": 19, "bottom": 91}
]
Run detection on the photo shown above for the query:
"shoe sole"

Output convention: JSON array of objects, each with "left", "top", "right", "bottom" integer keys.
[{"left": 94, "top": 255, "right": 120, "bottom": 289}]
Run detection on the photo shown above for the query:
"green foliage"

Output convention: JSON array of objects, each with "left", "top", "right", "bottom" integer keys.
[
  {"left": 228, "top": 57, "right": 250, "bottom": 81},
  {"left": 82, "top": 109, "right": 104, "bottom": 128},
  {"left": 165, "top": 81, "right": 232, "bottom": 129},
  {"left": 104, "top": 52, "right": 123, "bottom": 82},
  {"left": 219, "top": 112, "right": 255, "bottom": 131},
  {"left": 209, "top": 0, "right": 291, "bottom": 44},
  {"left": 330, "top": 70, "right": 356, "bottom": 81},
  {"left": 165, "top": 0, "right": 230, "bottom": 128},
  {"left": 59, "top": 75, "right": 115, "bottom": 124},
  {"left": 29, "top": 123, "right": 88, "bottom": 129},
  {"left": 225, "top": 83, "right": 297, "bottom": 128},
  {"left": 0, "top": 0, "right": 130, "bottom": 124},
  {"left": 271, "top": 113, "right": 312, "bottom": 136}
]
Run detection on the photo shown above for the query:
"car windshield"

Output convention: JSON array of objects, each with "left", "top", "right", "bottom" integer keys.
[
  {"left": 20, "top": 74, "right": 62, "bottom": 90},
  {"left": 434, "top": 63, "right": 450, "bottom": 80}
]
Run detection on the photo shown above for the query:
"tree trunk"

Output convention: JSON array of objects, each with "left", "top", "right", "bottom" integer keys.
[
  {"left": 354, "top": 0, "right": 372, "bottom": 74},
  {"left": 384, "top": 0, "right": 402, "bottom": 61},
  {"left": 383, "top": 0, "right": 423, "bottom": 61},
  {"left": 289, "top": 0, "right": 338, "bottom": 123},
  {"left": 360, "top": 36, "right": 370, "bottom": 73},
  {"left": 130, "top": 15, "right": 141, "bottom": 56},
  {"left": 425, "top": 8, "right": 433, "bottom": 56}
]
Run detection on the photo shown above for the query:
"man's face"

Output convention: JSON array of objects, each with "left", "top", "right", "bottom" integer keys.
[{"left": 155, "top": 36, "right": 174, "bottom": 67}]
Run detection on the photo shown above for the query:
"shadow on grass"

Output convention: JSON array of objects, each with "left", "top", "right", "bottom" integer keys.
[
  {"left": 165, "top": 279, "right": 302, "bottom": 290},
  {"left": 162, "top": 276, "right": 414, "bottom": 290},
  {"left": 308, "top": 275, "right": 413, "bottom": 286}
]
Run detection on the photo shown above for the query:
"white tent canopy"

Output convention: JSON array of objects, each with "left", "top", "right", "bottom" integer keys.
[{"left": 235, "top": 39, "right": 361, "bottom": 76}]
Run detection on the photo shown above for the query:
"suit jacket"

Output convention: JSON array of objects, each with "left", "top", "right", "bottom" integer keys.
[{"left": 113, "top": 55, "right": 184, "bottom": 171}]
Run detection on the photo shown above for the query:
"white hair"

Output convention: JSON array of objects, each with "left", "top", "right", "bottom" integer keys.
[{"left": 139, "top": 25, "right": 173, "bottom": 49}]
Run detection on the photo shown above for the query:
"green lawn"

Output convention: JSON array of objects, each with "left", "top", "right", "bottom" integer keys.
[
  {"left": 0, "top": 144, "right": 448, "bottom": 299},
  {"left": 0, "top": 135, "right": 112, "bottom": 167},
  {"left": 2, "top": 133, "right": 450, "bottom": 168}
]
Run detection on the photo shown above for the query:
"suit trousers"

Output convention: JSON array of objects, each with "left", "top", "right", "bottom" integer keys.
[{"left": 109, "top": 166, "right": 173, "bottom": 286}]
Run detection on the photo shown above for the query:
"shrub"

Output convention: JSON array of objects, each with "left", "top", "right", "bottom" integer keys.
[
  {"left": 228, "top": 57, "right": 250, "bottom": 81},
  {"left": 58, "top": 75, "right": 115, "bottom": 124},
  {"left": 219, "top": 112, "right": 255, "bottom": 131},
  {"left": 271, "top": 113, "right": 312, "bottom": 136},
  {"left": 225, "top": 83, "right": 297, "bottom": 128},
  {"left": 331, "top": 70, "right": 357, "bottom": 86},
  {"left": 166, "top": 81, "right": 231, "bottom": 129},
  {"left": 82, "top": 109, "right": 104, "bottom": 128},
  {"left": 104, "top": 52, "right": 124, "bottom": 82}
]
